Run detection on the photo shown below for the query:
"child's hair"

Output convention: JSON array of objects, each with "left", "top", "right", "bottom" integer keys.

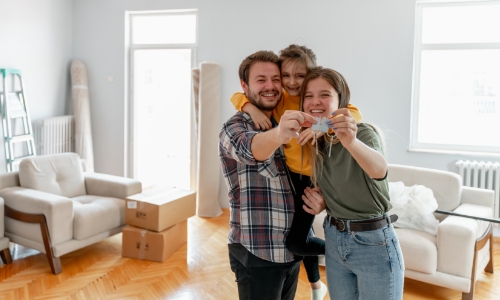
[
  {"left": 278, "top": 44, "right": 317, "bottom": 73},
  {"left": 300, "top": 66, "right": 385, "bottom": 187}
]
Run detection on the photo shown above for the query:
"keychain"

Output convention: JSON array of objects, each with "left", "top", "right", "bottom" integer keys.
[
  {"left": 311, "top": 117, "right": 330, "bottom": 133},
  {"left": 327, "top": 131, "right": 335, "bottom": 157},
  {"left": 310, "top": 117, "right": 335, "bottom": 156},
  {"left": 311, "top": 117, "right": 332, "bottom": 157}
]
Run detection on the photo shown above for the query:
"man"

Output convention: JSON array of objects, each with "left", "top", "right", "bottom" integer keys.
[{"left": 218, "top": 50, "right": 323, "bottom": 300}]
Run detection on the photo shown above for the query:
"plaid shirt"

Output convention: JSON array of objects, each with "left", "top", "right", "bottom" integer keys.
[{"left": 219, "top": 112, "right": 295, "bottom": 263}]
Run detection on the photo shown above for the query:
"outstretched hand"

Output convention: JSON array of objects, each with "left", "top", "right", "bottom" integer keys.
[
  {"left": 329, "top": 108, "right": 358, "bottom": 148},
  {"left": 277, "top": 110, "right": 316, "bottom": 144}
]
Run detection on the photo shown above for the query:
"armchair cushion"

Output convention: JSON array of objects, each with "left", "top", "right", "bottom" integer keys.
[
  {"left": 19, "top": 153, "right": 86, "bottom": 198},
  {"left": 72, "top": 195, "right": 125, "bottom": 240}
]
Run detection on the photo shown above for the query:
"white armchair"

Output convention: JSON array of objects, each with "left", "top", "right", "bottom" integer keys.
[
  {"left": 0, "top": 153, "right": 142, "bottom": 274},
  {"left": 388, "top": 164, "right": 494, "bottom": 299},
  {"left": 0, "top": 197, "right": 12, "bottom": 265},
  {"left": 313, "top": 164, "right": 494, "bottom": 300}
]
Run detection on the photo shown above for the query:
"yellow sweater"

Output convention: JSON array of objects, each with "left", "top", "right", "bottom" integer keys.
[{"left": 230, "top": 90, "right": 363, "bottom": 176}]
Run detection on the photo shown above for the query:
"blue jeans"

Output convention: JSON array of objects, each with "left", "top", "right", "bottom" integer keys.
[{"left": 323, "top": 215, "right": 404, "bottom": 300}]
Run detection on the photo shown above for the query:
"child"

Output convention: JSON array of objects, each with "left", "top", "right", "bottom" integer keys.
[{"left": 230, "top": 44, "right": 363, "bottom": 300}]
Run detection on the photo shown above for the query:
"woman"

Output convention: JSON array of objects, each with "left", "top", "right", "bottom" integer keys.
[{"left": 301, "top": 66, "right": 404, "bottom": 299}]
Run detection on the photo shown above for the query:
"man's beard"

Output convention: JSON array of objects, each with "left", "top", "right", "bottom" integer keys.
[{"left": 246, "top": 89, "right": 280, "bottom": 111}]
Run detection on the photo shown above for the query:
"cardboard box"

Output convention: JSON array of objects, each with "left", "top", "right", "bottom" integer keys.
[
  {"left": 125, "top": 187, "right": 196, "bottom": 232},
  {"left": 121, "top": 221, "right": 187, "bottom": 262}
]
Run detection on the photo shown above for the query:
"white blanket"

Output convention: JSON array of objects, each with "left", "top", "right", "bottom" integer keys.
[{"left": 388, "top": 181, "right": 439, "bottom": 235}]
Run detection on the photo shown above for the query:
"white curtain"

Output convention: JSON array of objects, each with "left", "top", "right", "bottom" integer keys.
[
  {"left": 192, "top": 62, "right": 222, "bottom": 217},
  {"left": 70, "top": 59, "right": 94, "bottom": 172}
]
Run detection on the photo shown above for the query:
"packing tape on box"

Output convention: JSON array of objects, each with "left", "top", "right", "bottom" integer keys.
[{"left": 139, "top": 229, "right": 147, "bottom": 259}]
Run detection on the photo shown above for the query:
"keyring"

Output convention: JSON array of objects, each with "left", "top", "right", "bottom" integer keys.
[{"left": 326, "top": 132, "right": 336, "bottom": 157}]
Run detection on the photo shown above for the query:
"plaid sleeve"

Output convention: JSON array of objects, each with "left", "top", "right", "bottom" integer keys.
[{"left": 219, "top": 115, "right": 273, "bottom": 166}]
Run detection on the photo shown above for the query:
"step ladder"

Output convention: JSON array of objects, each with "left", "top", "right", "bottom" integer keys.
[{"left": 0, "top": 69, "right": 36, "bottom": 172}]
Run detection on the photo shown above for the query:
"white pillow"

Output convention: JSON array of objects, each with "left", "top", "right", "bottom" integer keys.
[{"left": 388, "top": 181, "right": 439, "bottom": 235}]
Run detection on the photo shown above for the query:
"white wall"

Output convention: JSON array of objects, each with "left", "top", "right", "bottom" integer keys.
[
  {"left": 71, "top": 0, "right": 499, "bottom": 207},
  {"left": 0, "top": 0, "right": 73, "bottom": 172}
]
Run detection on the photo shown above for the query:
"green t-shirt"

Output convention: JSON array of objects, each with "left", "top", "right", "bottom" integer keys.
[{"left": 317, "top": 123, "right": 392, "bottom": 220}]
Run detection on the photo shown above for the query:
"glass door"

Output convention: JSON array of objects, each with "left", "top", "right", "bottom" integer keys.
[{"left": 132, "top": 48, "right": 192, "bottom": 189}]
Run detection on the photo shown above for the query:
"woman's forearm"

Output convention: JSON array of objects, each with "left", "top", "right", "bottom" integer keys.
[{"left": 345, "top": 139, "right": 387, "bottom": 179}]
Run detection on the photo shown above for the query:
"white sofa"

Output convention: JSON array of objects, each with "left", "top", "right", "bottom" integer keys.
[
  {"left": 312, "top": 164, "right": 494, "bottom": 300},
  {"left": 0, "top": 153, "right": 142, "bottom": 274}
]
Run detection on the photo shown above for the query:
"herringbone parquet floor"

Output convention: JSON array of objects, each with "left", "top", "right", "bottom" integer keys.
[{"left": 0, "top": 209, "right": 499, "bottom": 299}]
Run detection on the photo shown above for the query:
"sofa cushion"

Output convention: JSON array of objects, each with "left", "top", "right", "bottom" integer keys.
[
  {"left": 19, "top": 153, "right": 86, "bottom": 198},
  {"left": 72, "top": 195, "right": 125, "bottom": 240},
  {"left": 394, "top": 228, "right": 437, "bottom": 274}
]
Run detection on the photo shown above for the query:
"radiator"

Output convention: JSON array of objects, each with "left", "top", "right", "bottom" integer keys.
[
  {"left": 33, "top": 115, "right": 74, "bottom": 155},
  {"left": 456, "top": 160, "right": 500, "bottom": 218}
]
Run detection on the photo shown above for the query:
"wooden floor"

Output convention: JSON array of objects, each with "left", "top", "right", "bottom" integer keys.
[{"left": 0, "top": 209, "right": 499, "bottom": 300}]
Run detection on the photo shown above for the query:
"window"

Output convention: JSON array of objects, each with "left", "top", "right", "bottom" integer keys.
[
  {"left": 132, "top": 14, "right": 197, "bottom": 44},
  {"left": 411, "top": 0, "right": 500, "bottom": 154},
  {"left": 126, "top": 10, "right": 197, "bottom": 189}
]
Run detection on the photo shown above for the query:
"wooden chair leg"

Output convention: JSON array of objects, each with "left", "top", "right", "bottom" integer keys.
[
  {"left": 39, "top": 218, "right": 62, "bottom": 274},
  {"left": 5, "top": 205, "right": 62, "bottom": 274},
  {"left": 484, "top": 232, "right": 494, "bottom": 273},
  {"left": 462, "top": 287, "right": 474, "bottom": 300},
  {"left": 462, "top": 290, "right": 474, "bottom": 300},
  {"left": 0, "top": 248, "right": 13, "bottom": 264}
]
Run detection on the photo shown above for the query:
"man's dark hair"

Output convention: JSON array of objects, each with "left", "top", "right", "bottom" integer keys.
[{"left": 238, "top": 50, "right": 279, "bottom": 85}]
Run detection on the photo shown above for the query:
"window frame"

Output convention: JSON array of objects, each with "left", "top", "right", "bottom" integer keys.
[
  {"left": 410, "top": 0, "right": 500, "bottom": 155},
  {"left": 125, "top": 10, "right": 198, "bottom": 182}
]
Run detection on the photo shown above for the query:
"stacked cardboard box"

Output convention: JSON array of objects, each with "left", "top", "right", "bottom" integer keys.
[{"left": 122, "top": 187, "right": 196, "bottom": 262}]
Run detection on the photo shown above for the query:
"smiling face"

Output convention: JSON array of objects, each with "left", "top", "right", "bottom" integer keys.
[
  {"left": 302, "top": 77, "right": 340, "bottom": 118},
  {"left": 281, "top": 59, "right": 307, "bottom": 96},
  {"left": 241, "top": 61, "right": 282, "bottom": 111}
]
